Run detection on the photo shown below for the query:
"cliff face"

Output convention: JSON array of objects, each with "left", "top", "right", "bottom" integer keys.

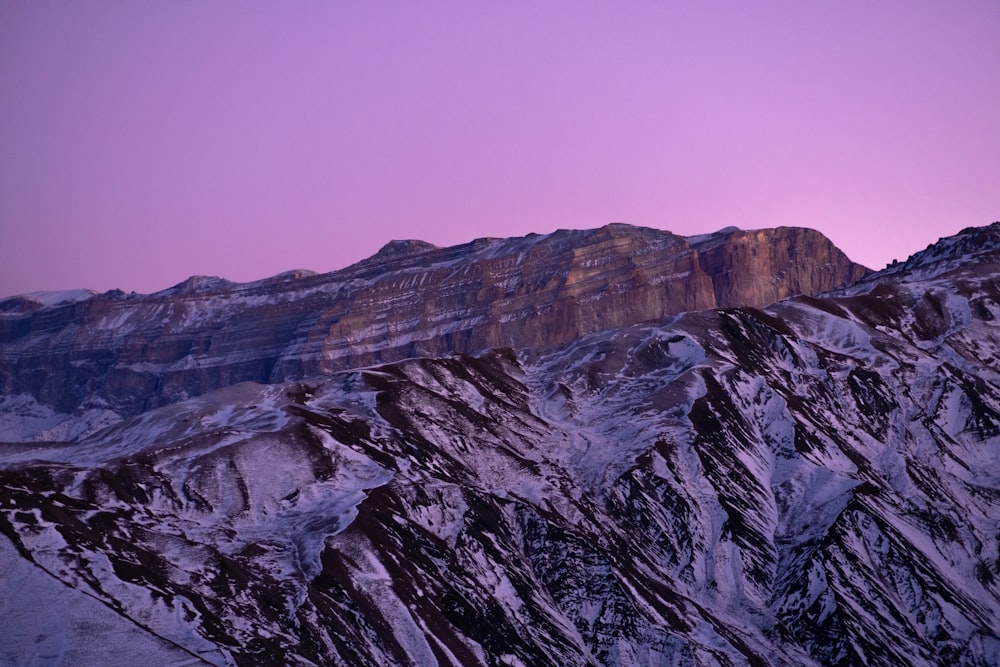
[
  {"left": 694, "top": 226, "right": 869, "bottom": 306},
  {"left": 1, "top": 223, "right": 998, "bottom": 666},
  {"left": 0, "top": 224, "right": 867, "bottom": 420}
]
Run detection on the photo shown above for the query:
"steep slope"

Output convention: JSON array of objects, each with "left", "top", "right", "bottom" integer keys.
[
  {"left": 1, "top": 223, "right": 998, "bottom": 665},
  {"left": 0, "top": 224, "right": 866, "bottom": 426}
]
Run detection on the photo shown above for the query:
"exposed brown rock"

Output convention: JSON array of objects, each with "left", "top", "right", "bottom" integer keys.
[{"left": 0, "top": 224, "right": 867, "bottom": 416}]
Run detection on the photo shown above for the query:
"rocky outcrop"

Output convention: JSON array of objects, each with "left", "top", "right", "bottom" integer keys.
[
  {"left": 694, "top": 226, "right": 868, "bottom": 306},
  {"left": 0, "top": 224, "right": 867, "bottom": 419},
  {"left": 2, "top": 223, "right": 998, "bottom": 665}
]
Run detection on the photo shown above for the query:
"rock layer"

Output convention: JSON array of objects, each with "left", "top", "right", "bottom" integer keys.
[
  {"left": 0, "top": 224, "right": 866, "bottom": 420},
  {"left": 2, "top": 223, "right": 999, "bottom": 665}
]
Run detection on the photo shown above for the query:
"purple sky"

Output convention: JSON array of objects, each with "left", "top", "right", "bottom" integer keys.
[{"left": 2, "top": 2, "right": 998, "bottom": 297}]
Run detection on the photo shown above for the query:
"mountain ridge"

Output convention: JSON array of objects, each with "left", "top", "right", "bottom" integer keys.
[
  {"left": 0, "top": 223, "right": 866, "bottom": 424},
  {"left": 4, "top": 222, "right": 1000, "bottom": 665},
  {"left": 2, "top": 222, "right": 999, "bottom": 664}
]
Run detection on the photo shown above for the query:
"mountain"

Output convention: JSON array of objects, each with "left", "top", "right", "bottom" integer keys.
[
  {"left": 0, "top": 224, "right": 865, "bottom": 430},
  {"left": 3, "top": 223, "right": 1000, "bottom": 665}
]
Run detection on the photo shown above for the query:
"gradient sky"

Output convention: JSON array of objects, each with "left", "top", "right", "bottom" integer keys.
[{"left": 2, "top": 1, "right": 998, "bottom": 297}]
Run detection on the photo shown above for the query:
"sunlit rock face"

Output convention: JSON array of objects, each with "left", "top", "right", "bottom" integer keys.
[
  {"left": 0, "top": 224, "right": 865, "bottom": 421},
  {"left": 1, "top": 224, "right": 1000, "bottom": 665}
]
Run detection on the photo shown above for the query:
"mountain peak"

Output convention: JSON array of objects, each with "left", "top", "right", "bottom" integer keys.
[
  {"left": 373, "top": 238, "right": 439, "bottom": 260},
  {"left": 158, "top": 274, "right": 236, "bottom": 296},
  {"left": 844, "top": 221, "right": 1000, "bottom": 291},
  {"left": 0, "top": 288, "right": 97, "bottom": 311},
  {"left": 905, "top": 220, "right": 1000, "bottom": 268}
]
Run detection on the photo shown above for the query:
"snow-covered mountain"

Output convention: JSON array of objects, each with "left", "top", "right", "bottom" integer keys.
[
  {"left": 2, "top": 223, "right": 999, "bottom": 665},
  {"left": 0, "top": 224, "right": 864, "bottom": 431}
]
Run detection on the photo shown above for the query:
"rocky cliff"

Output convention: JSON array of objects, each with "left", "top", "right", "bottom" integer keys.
[
  {"left": 1, "top": 223, "right": 998, "bottom": 666},
  {"left": 0, "top": 224, "right": 866, "bottom": 423}
]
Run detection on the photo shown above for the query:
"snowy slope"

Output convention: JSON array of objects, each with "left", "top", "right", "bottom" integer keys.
[{"left": 1, "top": 223, "right": 999, "bottom": 665}]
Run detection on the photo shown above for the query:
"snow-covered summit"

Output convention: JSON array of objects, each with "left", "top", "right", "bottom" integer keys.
[
  {"left": 2, "top": 229, "right": 999, "bottom": 663},
  {"left": 840, "top": 221, "right": 1000, "bottom": 294},
  {"left": 1, "top": 288, "right": 97, "bottom": 308},
  {"left": 2, "top": 222, "right": 1000, "bottom": 664}
]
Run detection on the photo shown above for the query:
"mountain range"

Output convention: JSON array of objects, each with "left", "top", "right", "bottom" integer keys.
[{"left": 2, "top": 222, "right": 998, "bottom": 666}]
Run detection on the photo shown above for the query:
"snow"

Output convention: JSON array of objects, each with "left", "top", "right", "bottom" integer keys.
[
  {"left": 3, "top": 222, "right": 1000, "bottom": 664},
  {"left": 0, "top": 535, "right": 224, "bottom": 666},
  {"left": 335, "top": 532, "right": 441, "bottom": 666},
  {"left": 8, "top": 289, "right": 98, "bottom": 307}
]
